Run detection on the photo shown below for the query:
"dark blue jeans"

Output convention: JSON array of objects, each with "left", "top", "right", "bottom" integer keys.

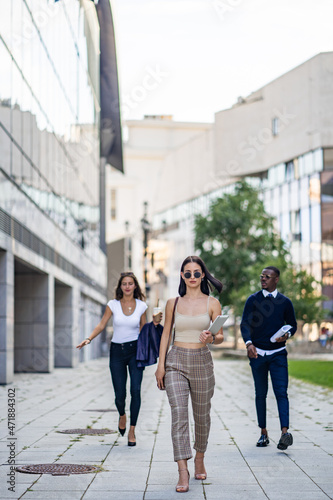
[
  {"left": 109, "top": 340, "right": 144, "bottom": 426},
  {"left": 249, "top": 350, "right": 289, "bottom": 430}
]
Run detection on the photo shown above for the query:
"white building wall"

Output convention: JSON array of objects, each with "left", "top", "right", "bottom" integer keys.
[
  {"left": 106, "top": 117, "right": 213, "bottom": 286},
  {"left": 214, "top": 52, "right": 333, "bottom": 178},
  {"left": 106, "top": 53, "right": 333, "bottom": 311}
]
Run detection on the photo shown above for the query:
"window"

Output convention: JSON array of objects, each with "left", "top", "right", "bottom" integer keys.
[
  {"left": 313, "top": 149, "right": 323, "bottom": 172},
  {"left": 323, "top": 148, "right": 333, "bottom": 170},
  {"left": 290, "top": 210, "right": 301, "bottom": 241},
  {"left": 310, "top": 204, "right": 321, "bottom": 243},
  {"left": 300, "top": 177, "right": 309, "bottom": 208},
  {"left": 321, "top": 171, "right": 333, "bottom": 241},
  {"left": 271, "top": 186, "right": 279, "bottom": 215},
  {"left": 272, "top": 117, "right": 279, "bottom": 136},
  {"left": 110, "top": 189, "right": 117, "bottom": 220},
  {"left": 285, "top": 161, "right": 294, "bottom": 182},
  {"left": 293, "top": 157, "right": 299, "bottom": 179},
  {"left": 280, "top": 183, "right": 289, "bottom": 213},
  {"left": 280, "top": 212, "right": 290, "bottom": 242},
  {"left": 267, "top": 163, "right": 284, "bottom": 188},
  {"left": 299, "top": 152, "right": 314, "bottom": 177},
  {"left": 300, "top": 207, "right": 310, "bottom": 243},
  {"left": 289, "top": 180, "right": 299, "bottom": 211},
  {"left": 309, "top": 174, "right": 321, "bottom": 204}
]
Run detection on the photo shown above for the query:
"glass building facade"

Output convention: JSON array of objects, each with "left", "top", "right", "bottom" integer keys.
[
  {"left": 0, "top": 0, "right": 122, "bottom": 384},
  {"left": 0, "top": 0, "right": 100, "bottom": 254},
  {"left": 153, "top": 147, "right": 333, "bottom": 312}
]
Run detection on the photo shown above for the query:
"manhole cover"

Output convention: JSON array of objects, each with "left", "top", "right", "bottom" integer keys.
[
  {"left": 84, "top": 409, "right": 117, "bottom": 412},
  {"left": 57, "top": 428, "right": 116, "bottom": 435},
  {"left": 16, "top": 464, "right": 100, "bottom": 475}
]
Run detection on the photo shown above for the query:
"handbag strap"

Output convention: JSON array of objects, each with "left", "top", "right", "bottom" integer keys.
[{"left": 168, "top": 297, "right": 179, "bottom": 347}]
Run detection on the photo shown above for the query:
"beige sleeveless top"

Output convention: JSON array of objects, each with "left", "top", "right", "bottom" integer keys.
[{"left": 174, "top": 297, "right": 211, "bottom": 343}]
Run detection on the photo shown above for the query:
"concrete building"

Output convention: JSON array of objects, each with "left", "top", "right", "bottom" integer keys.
[
  {"left": 106, "top": 53, "right": 333, "bottom": 314},
  {"left": 105, "top": 116, "right": 213, "bottom": 305},
  {"left": 0, "top": 0, "right": 122, "bottom": 384}
]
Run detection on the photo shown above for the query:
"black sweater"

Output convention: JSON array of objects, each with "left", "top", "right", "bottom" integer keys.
[{"left": 240, "top": 291, "right": 297, "bottom": 351}]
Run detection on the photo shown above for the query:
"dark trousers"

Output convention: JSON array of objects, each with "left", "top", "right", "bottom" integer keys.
[
  {"left": 249, "top": 350, "right": 289, "bottom": 430},
  {"left": 109, "top": 340, "right": 144, "bottom": 426}
]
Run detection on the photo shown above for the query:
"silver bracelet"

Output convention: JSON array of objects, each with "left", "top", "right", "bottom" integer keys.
[{"left": 86, "top": 338, "right": 91, "bottom": 344}]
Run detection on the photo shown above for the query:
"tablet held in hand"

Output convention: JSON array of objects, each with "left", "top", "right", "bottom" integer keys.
[{"left": 209, "top": 315, "right": 229, "bottom": 335}]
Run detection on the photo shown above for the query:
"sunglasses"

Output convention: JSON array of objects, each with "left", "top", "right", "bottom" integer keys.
[
  {"left": 183, "top": 271, "right": 202, "bottom": 279},
  {"left": 121, "top": 272, "right": 134, "bottom": 276},
  {"left": 259, "top": 274, "right": 275, "bottom": 280}
]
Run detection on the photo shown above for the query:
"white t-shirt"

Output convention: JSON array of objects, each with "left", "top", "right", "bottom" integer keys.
[{"left": 107, "top": 299, "right": 148, "bottom": 344}]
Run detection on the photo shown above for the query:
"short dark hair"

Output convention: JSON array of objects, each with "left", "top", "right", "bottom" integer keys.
[
  {"left": 115, "top": 272, "right": 145, "bottom": 301},
  {"left": 178, "top": 256, "right": 223, "bottom": 297},
  {"left": 264, "top": 266, "right": 280, "bottom": 277}
]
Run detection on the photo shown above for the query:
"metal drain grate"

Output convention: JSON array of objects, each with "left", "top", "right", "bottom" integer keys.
[
  {"left": 84, "top": 409, "right": 117, "bottom": 412},
  {"left": 16, "top": 464, "right": 101, "bottom": 475},
  {"left": 57, "top": 428, "right": 116, "bottom": 435}
]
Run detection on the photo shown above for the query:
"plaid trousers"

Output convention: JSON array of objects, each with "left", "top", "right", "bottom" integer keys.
[{"left": 165, "top": 345, "right": 215, "bottom": 461}]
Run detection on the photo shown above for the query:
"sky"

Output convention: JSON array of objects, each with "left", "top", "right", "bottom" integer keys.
[{"left": 111, "top": 0, "right": 333, "bottom": 123}]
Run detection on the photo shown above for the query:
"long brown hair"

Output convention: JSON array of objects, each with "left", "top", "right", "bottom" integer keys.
[
  {"left": 178, "top": 256, "right": 223, "bottom": 297},
  {"left": 115, "top": 272, "right": 146, "bottom": 301}
]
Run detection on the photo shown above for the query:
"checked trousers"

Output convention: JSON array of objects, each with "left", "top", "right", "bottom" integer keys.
[{"left": 165, "top": 345, "right": 215, "bottom": 462}]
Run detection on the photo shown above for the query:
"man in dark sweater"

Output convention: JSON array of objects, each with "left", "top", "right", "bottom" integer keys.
[{"left": 241, "top": 266, "right": 297, "bottom": 450}]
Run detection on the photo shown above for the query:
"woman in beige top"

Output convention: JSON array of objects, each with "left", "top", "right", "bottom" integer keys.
[{"left": 155, "top": 256, "right": 223, "bottom": 493}]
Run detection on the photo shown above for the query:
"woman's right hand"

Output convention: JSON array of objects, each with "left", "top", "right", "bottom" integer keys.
[
  {"left": 152, "top": 312, "right": 163, "bottom": 325},
  {"left": 155, "top": 365, "right": 166, "bottom": 390},
  {"left": 76, "top": 339, "right": 91, "bottom": 350}
]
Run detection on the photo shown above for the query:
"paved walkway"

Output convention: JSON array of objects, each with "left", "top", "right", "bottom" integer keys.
[{"left": 0, "top": 356, "right": 332, "bottom": 500}]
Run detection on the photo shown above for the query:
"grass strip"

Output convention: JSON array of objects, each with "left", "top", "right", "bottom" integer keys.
[{"left": 289, "top": 360, "right": 333, "bottom": 389}]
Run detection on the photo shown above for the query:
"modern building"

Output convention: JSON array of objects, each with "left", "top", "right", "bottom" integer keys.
[
  {"left": 105, "top": 116, "right": 213, "bottom": 305},
  {"left": 0, "top": 0, "right": 122, "bottom": 384},
  {"left": 106, "top": 53, "right": 333, "bottom": 316}
]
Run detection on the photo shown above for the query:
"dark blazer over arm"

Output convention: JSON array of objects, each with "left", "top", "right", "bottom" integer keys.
[{"left": 136, "top": 322, "right": 163, "bottom": 368}]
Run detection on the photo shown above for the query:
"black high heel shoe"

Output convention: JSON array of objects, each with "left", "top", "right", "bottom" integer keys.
[
  {"left": 128, "top": 433, "right": 136, "bottom": 446},
  {"left": 118, "top": 415, "right": 126, "bottom": 436},
  {"left": 128, "top": 429, "right": 136, "bottom": 446}
]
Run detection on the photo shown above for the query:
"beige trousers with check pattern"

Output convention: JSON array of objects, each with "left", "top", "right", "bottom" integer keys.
[{"left": 165, "top": 345, "right": 215, "bottom": 462}]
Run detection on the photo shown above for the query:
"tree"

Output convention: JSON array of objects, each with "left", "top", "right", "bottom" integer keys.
[
  {"left": 278, "top": 268, "right": 327, "bottom": 336},
  {"left": 194, "top": 180, "right": 325, "bottom": 346}
]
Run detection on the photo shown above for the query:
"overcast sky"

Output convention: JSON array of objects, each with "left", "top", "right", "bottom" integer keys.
[{"left": 111, "top": 0, "right": 333, "bottom": 123}]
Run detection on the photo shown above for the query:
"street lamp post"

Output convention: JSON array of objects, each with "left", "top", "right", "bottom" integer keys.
[
  {"left": 124, "top": 220, "right": 132, "bottom": 270},
  {"left": 141, "top": 201, "right": 150, "bottom": 297}
]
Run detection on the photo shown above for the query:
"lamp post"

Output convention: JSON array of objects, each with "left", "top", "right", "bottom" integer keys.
[
  {"left": 141, "top": 201, "right": 150, "bottom": 297},
  {"left": 124, "top": 220, "right": 131, "bottom": 270}
]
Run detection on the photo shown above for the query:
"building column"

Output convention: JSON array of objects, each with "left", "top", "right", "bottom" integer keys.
[
  {"left": 0, "top": 250, "right": 14, "bottom": 385},
  {"left": 14, "top": 273, "right": 54, "bottom": 373},
  {"left": 54, "top": 283, "right": 74, "bottom": 368},
  {"left": 72, "top": 285, "right": 80, "bottom": 367}
]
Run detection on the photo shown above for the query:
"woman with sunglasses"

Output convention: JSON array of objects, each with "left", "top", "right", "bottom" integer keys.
[
  {"left": 155, "top": 256, "right": 223, "bottom": 493},
  {"left": 77, "top": 272, "right": 162, "bottom": 446}
]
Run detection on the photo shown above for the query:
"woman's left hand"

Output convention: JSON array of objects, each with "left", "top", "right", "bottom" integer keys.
[{"left": 199, "top": 330, "right": 214, "bottom": 344}]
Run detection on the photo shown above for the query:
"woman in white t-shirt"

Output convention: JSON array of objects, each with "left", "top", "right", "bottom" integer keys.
[{"left": 77, "top": 272, "right": 161, "bottom": 446}]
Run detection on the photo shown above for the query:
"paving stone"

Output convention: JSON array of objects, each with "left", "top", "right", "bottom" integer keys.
[{"left": 0, "top": 357, "right": 332, "bottom": 500}]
